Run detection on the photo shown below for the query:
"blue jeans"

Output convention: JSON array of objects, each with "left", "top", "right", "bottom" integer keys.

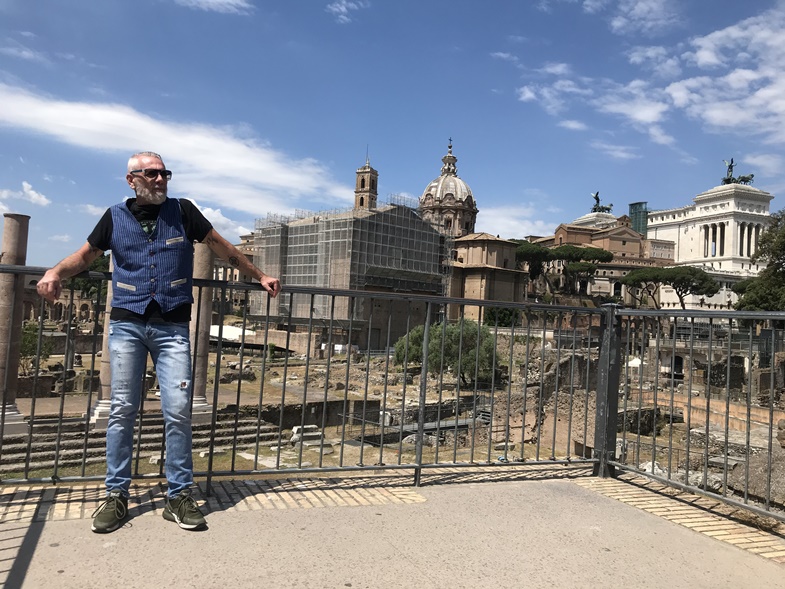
[{"left": 106, "top": 320, "right": 193, "bottom": 498}]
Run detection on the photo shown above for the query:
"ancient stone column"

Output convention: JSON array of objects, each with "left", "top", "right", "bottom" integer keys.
[
  {"left": 0, "top": 214, "right": 30, "bottom": 435},
  {"left": 90, "top": 257, "right": 113, "bottom": 428},
  {"left": 190, "top": 243, "right": 214, "bottom": 423}
]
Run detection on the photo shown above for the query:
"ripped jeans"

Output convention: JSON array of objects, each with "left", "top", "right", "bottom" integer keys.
[{"left": 106, "top": 320, "right": 193, "bottom": 497}]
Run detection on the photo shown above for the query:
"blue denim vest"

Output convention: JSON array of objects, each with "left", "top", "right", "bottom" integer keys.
[{"left": 109, "top": 198, "right": 194, "bottom": 314}]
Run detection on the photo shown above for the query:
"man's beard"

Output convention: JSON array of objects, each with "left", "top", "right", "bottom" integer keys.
[{"left": 135, "top": 185, "right": 167, "bottom": 205}]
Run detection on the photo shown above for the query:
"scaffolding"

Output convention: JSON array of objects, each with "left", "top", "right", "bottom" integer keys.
[{"left": 251, "top": 197, "right": 453, "bottom": 324}]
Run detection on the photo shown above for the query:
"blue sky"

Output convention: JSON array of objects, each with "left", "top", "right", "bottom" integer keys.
[{"left": 1, "top": 0, "right": 784, "bottom": 267}]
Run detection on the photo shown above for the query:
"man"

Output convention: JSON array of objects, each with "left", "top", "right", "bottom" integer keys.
[{"left": 37, "top": 151, "right": 281, "bottom": 533}]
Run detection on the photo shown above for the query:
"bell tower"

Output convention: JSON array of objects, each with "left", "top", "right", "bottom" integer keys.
[{"left": 355, "top": 157, "right": 378, "bottom": 210}]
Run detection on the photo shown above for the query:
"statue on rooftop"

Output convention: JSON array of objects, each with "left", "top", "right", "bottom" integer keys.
[
  {"left": 591, "top": 191, "right": 613, "bottom": 213},
  {"left": 721, "top": 158, "right": 754, "bottom": 185}
]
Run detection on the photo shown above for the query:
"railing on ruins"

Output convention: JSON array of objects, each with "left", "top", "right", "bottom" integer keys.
[{"left": 1, "top": 264, "right": 785, "bottom": 523}]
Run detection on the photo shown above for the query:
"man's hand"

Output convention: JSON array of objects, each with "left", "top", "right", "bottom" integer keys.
[
  {"left": 260, "top": 274, "right": 281, "bottom": 298},
  {"left": 37, "top": 269, "right": 63, "bottom": 303}
]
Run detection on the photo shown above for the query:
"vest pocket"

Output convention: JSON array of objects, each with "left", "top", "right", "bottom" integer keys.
[
  {"left": 166, "top": 236, "right": 185, "bottom": 245},
  {"left": 116, "top": 282, "right": 137, "bottom": 291},
  {"left": 170, "top": 278, "right": 187, "bottom": 287}
]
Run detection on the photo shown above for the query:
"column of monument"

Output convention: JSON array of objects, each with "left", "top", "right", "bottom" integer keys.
[
  {"left": 190, "top": 243, "right": 214, "bottom": 423},
  {"left": 90, "top": 259, "right": 113, "bottom": 428},
  {"left": 0, "top": 214, "right": 31, "bottom": 435}
]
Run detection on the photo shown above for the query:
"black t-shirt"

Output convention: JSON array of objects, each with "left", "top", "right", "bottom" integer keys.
[{"left": 88, "top": 198, "right": 213, "bottom": 323}]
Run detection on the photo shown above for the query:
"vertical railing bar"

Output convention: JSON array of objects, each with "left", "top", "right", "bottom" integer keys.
[
  {"left": 550, "top": 312, "right": 563, "bottom": 460},
  {"left": 766, "top": 326, "right": 776, "bottom": 510},
  {"left": 252, "top": 294, "right": 273, "bottom": 471},
  {"left": 357, "top": 297, "right": 374, "bottom": 466},
  {"left": 583, "top": 317, "right": 595, "bottom": 460},
  {"left": 339, "top": 296, "right": 357, "bottom": 466},
  {"left": 433, "top": 305, "right": 447, "bottom": 465},
  {"left": 377, "top": 302, "right": 393, "bottom": 467},
  {"left": 205, "top": 285, "right": 228, "bottom": 493},
  {"left": 79, "top": 293, "right": 105, "bottom": 477},
  {"left": 452, "top": 306, "right": 465, "bottom": 463},
  {"left": 317, "top": 296, "right": 336, "bottom": 468},
  {"left": 295, "top": 293, "right": 317, "bottom": 468},
  {"left": 744, "top": 321, "right": 754, "bottom": 504},
  {"left": 651, "top": 315, "right": 662, "bottom": 470},
  {"left": 396, "top": 302, "right": 412, "bottom": 464},
  {"left": 229, "top": 289, "right": 251, "bottom": 473},
  {"left": 519, "top": 312, "right": 532, "bottom": 462},
  {"left": 667, "top": 316, "right": 678, "bottom": 479},
  {"left": 52, "top": 288, "right": 77, "bottom": 480},
  {"left": 275, "top": 298, "right": 295, "bottom": 470},
  {"left": 565, "top": 319, "right": 578, "bottom": 461},
  {"left": 684, "top": 318, "right": 695, "bottom": 484},
  {"left": 469, "top": 313, "right": 481, "bottom": 464},
  {"left": 23, "top": 299, "right": 48, "bottom": 478},
  {"left": 414, "top": 302, "right": 432, "bottom": 486},
  {"left": 703, "top": 317, "right": 714, "bottom": 490},
  {"left": 722, "top": 319, "right": 733, "bottom": 497},
  {"left": 536, "top": 312, "right": 547, "bottom": 461},
  {"left": 485, "top": 309, "right": 500, "bottom": 464},
  {"left": 503, "top": 312, "right": 516, "bottom": 463},
  {"left": 635, "top": 319, "right": 647, "bottom": 468}
]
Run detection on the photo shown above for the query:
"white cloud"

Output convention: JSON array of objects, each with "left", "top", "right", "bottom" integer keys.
[
  {"left": 325, "top": 1, "right": 370, "bottom": 24},
  {"left": 593, "top": 80, "right": 669, "bottom": 125},
  {"left": 742, "top": 153, "right": 782, "bottom": 177},
  {"left": 20, "top": 181, "right": 50, "bottom": 205},
  {"left": 558, "top": 120, "right": 588, "bottom": 131},
  {"left": 539, "top": 62, "right": 572, "bottom": 76},
  {"left": 627, "top": 45, "right": 681, "bottom": 78},
  {"left": 0, "top": 181, "right": 51, "bottom": 206},
  {"left": 190, "top": 201, "right": 250, "bottom": 242},
  {"left": 582, "top": 0, "right": 610, "bottom": 14},
  {"left": 516, "top": 86, "right": 538, "bottom": 102},
  {"left": 475, "top": 204, "right": 556, "bottom": 240},
  {"left": 49, "top": 234, "right": 70, "bottom": 242},
  {"left": 609, "top": 0, "right": 681, "bottom": 36},
  {"left": 590, "top": 141, "right": 640, "bottom": 160},
  {"left": 172, "top": 0, "right": 253, "bottom": 14},
  {"left": 80, "top": 204, "right": 107, "bottom": 216},
  {"left": 0, "top": 83, "right": 353, "bottom": 219},
  {"left": 0, "top": 41, "right": 49, "bottom": 64},
  {"left": 491, "top": 52, "right": 522, "bottom": 68}
]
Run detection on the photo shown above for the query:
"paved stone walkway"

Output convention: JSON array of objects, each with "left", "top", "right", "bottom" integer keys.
[{"left": 3, "top": 466, "right": 785, "bottom": 588}]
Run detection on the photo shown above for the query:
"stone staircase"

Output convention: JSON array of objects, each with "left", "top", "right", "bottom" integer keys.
[{"left": 0, "top": 412, "right": 282, "bottom": 475}]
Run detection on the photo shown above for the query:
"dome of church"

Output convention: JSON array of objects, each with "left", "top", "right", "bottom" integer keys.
[
  {"left": 418, "top": 142, "right": 478, "bottom": 237},
  {"left": 419, "top": 143, "right": 474, "bottom": 205}
]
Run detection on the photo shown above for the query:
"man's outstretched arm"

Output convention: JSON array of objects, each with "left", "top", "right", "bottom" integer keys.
[
  {"left": 37, "top": 242, "right": 104, "bottom": 303},
  {"left": 203, "top": 229, "right": 281, "bottom": 297}
]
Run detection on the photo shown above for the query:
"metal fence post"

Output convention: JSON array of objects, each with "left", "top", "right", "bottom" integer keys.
[
  {"left": 593, "top": 303, "right": 622, "bottom": 478},
  {"left": 414, "top": 302, "right": 432, "bottom": 487}
]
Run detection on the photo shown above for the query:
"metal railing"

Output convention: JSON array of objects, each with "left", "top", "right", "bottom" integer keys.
[{"left": 2, "top": 264, "right": 785, "bottom": 522}]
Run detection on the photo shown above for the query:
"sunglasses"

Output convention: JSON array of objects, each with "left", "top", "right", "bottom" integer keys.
[{"left": 130, "top": 168, "right": 173, "bottom": 180}]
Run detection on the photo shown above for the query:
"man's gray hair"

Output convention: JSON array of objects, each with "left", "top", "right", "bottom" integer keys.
[{"left": 127, "top": 151, "right": 164, "bottom": 172}]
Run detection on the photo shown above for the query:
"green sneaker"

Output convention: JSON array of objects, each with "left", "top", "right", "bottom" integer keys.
[
  {"left": 163, "top": 491, "right": 206, "bottom": 530},
  {"left": 91, "top": 491, "right": 128, "bottom": 533}
]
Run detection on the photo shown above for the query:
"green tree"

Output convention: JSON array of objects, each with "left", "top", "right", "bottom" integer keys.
[
  {"left": 664, "top": 266, "right": 720, "bottom": 309},
  {"left": 512, "top": 240, "right": 552, "bottom": 281},
  {"left": 484, "top": 306, "right": 520, "bottom": 327},
  {"left": 19, "top": 322, "right": 53, "bottom": 376},
  {"left": 394, "top": 320, "right": 497, "bottom": 386},
  {"left": 564, "top": 261, "right": 597, "bottom": 294},
  {"left": 621, "top": 267, "right": 665, "bottom": 309}
]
